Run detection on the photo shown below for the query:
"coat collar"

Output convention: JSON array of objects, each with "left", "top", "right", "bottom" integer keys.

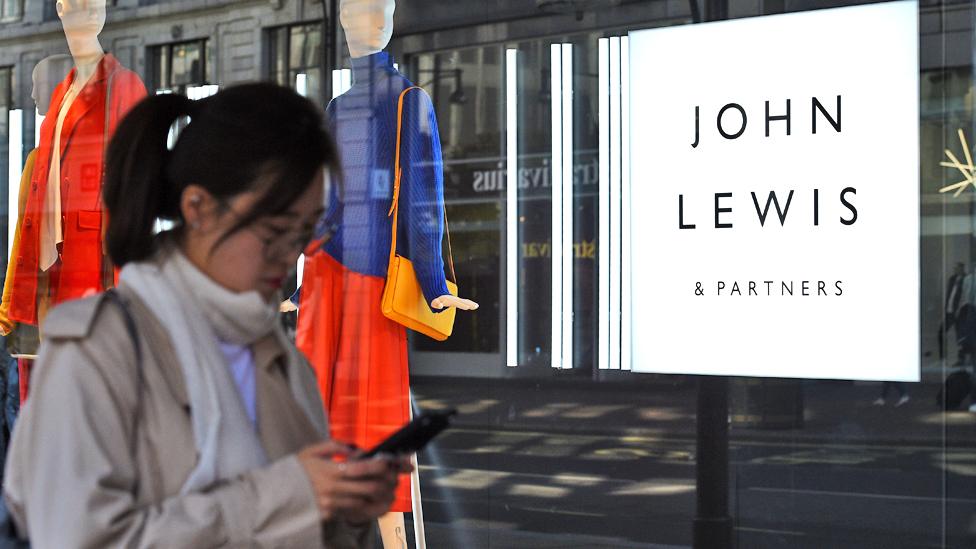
[{"left": 55, "top": 54, "right": 121, "bottom": 161}]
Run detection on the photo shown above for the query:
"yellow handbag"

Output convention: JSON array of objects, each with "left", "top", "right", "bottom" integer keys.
[{"left": 381, "top": 86, "right": 459, "bottom": 341}]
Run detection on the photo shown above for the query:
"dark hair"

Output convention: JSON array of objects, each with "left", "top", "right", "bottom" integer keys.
[{"left": 103, "top": 82, "right": 339, "bottom": 266}]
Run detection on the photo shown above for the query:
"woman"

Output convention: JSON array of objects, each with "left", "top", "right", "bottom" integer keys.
[{"left": 3, "top": 83, "right": 409, "bottom": 547}]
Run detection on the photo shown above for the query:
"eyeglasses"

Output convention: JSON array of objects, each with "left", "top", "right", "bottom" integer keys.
[
  {"left": 216, "top": 201, "right": 317, "bottom": 263},
  {"left": 249, "top": 221, "right": 317, "bottom": 262}
]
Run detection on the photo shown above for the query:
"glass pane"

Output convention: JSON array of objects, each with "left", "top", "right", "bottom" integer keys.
[
  {"left": 289, "top": 23, "right": 320, "bottom": 72},
  {"left": 171, "top": 41, "right": 203, "bottom": 87},
  {"left": 41, "top": 0, "right": 56, "bottom": 21},
  {"left": 2, "top": 0, "right": 20, "bottom": 20},
  {"left": 0, "top": 66, "right": 10, "bottom": 109},
  {"left": 408, "top": 46, "right": 502, "bottom": 354},
  {"left": 151, "top": 45, "right": 169, "bottom": 92},
  {"left": 512, "top": 39, "right": 556, "bottom": 366},
  {"left": 269, "top": 27, "right": 288, "bottom": 86},
  {"left": 296, "top": 67, "right": 321, "bottom": 101}
]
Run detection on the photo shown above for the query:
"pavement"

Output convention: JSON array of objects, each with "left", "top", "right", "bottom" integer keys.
[
  {"left": 411, "top": 372, "right": 976, "bottom": 448},
  {"left": 395, "top": 372, "right": 976, "bottom": 548}
]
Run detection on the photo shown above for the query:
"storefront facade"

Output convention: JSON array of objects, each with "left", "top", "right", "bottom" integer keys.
[{"left": 2, "top": 0, "right": 975, "bottom": 546}]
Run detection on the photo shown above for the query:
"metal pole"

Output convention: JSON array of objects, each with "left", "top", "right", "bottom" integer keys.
[
  {"left": 693, "top": 376, "right": 732, "bottom": 549},
  {"left": 692, "top": 5, "right": 731, "bottom": 549}
]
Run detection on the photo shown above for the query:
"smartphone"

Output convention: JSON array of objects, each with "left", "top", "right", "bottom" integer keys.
[{"left": 360, "top": 408, "right": 457, "bottom": 458}]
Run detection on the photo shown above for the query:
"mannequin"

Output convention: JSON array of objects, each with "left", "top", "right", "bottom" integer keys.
[
  {"left": 296, "top": 1, "right": 476, "bottom": 547},
  {"left": 1, "top": 54, "right": 73, "bottom": 336},
  {"left": 7, "top": 0, "right": 146, "bottom": 329},
  {"left": 0, "top": 54, "right": 72, "bottom": 405}
]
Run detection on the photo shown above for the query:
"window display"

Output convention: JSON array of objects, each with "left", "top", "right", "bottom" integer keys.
[{"left": 0, "top": 0, "right": 973, "bottom": 546}]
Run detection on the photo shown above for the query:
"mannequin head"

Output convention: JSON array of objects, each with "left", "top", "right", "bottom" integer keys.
[
  {"left": 56, "top": 0, "right": 107, "bottom": 42},
  {"left": 339, "top": 0, "right": 395, "bottom": 59},
  {"left": 31, "top": 54, "right": 73, "bottom": 113}
]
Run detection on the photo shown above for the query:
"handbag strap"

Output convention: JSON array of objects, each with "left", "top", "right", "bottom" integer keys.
[
  {"left": 103, "top": 289, "right": 144, "bottom": 462},
  {"left": 388, "top": 86, "right": 457, "bottom": 285}
]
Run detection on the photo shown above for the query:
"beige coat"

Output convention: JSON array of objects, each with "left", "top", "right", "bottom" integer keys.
[{"left": 3, "top": 289, "right": 372, "bottom": 548}]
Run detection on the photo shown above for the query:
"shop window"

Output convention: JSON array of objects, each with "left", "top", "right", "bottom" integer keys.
[
  {"left": 149, "top": 39, "right": 208, "bottom": 94},
  {"left": 42, "top": 0, "right": 57, "bottom": 21},
  {"left": 0, "top": 66, "right": 11, "bottom": 109},
  {"left": 405, "top": 47, "right": 503, "bottom": 357},
  {"left": 1, "top": 0, "right": 22, "bottom": 22},
  {"left": 267, "top": 23, "right": 323, "bottom": 102},
  {"left": 1, "top": 65, "right": 13, "bottom": 263}
]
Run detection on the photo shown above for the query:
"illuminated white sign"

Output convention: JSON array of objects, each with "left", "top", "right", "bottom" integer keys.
[{"left": 628, "top": 1, "right": 920, "bottom": 381}]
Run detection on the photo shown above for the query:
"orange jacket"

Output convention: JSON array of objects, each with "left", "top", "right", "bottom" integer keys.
[
  {"left": 8, "top": 54, "right": 146, "bottom": 325},
  {"left": 0, "top": 148, "right": 37, "bottom": 335}
]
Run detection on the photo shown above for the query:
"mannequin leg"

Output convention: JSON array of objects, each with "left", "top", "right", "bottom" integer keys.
[
  {"left": 410, "top": 452, "right": 426, "bottom": 549},
  {"left": 378, "top": 512, "right": 408, "bottom": 549},
  {"left": 378, "top": 455, "right": 424, "bottom": 548}
]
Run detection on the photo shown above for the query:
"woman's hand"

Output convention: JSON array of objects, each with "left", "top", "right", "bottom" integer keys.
[
  {"left": 296, "top": 441, "right": 413, "bottom": 525},
  {"left": 430, "top": 295, "right": 479, "bottom": 311},
  {"left": 279, "top": 299, "right": 298, "bottom": 313}
]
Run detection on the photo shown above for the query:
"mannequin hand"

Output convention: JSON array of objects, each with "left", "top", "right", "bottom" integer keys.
[
  {"left": 280, "top": 299, "right": 298, "bottom": 313},
  {"left": 431, "top": 295, "right": 479, "bottom": 311}
]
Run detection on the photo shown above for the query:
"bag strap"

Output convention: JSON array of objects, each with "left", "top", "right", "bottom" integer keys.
[
  {"left": 104, "top": 289, "right": 142, "bottom": 369},
  {"left": 388, "top": 86, "right": 457, "bottom": 285},
  {"left": 103, "top": 289, "right": 144, "bottom": 470}
]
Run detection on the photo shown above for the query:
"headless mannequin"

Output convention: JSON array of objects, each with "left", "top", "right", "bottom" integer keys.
[
  {"left": 0, "top": 55, "right": 72, "bottom": 408},
  {"left": 337, "top": 1, "right": 477, "bottom": 547},
  {"left": 0, "top": 55, "right": 72, "bottom": 340},
  {"left": 32, "top": 55, "right": 74, "bottom": 116}
]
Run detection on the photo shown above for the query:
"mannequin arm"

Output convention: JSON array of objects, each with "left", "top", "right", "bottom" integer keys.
[{"left": 430, "top": 295, "right": 478, "bottom": 311}]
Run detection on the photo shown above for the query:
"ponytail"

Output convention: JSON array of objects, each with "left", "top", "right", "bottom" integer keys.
[{"left": 103, "top": 93, "right": 192, "bottom": 266}]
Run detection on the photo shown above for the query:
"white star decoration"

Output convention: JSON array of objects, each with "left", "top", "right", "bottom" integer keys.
[{"left": 939, "top": 129, "right": 976, "bottom": 197}]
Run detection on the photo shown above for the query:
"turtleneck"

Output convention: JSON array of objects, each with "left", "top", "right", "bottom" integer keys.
[{"left": 350, "top": 51, "right": 395, "bottom": 85}]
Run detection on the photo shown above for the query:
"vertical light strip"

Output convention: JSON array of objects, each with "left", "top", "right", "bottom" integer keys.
[
  {"left": 561, "top": 43, "right": 574, "bottom": 370},
  {"left": 294, "top": 73, "right": 309, "bottom": 283},
  {"left": 597, "top": 38, "right": 610, "bottom": 371},
  {"left": 35, "top": 111, "right": 43, "bottom": 147},
  {"left": 8, "top": 109, "right": 23, "bottom": 262},
  {"left": 506, "top": 48, "right": 519, "bottom": 368},
  {"left": 331, "top": 69, "right": 343, "bottom": 97},
  {"left": 608, "top": 37, "right": 622, "bottom": 371},
  {"left": 331, "top": 68, "right": 352, "bottom": 98},
  {"left": 620, "top": 36, "right": 633, "bottom": 371},
  {"left": 550, "top": 43, "right": 563, "bottom": 370}
]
